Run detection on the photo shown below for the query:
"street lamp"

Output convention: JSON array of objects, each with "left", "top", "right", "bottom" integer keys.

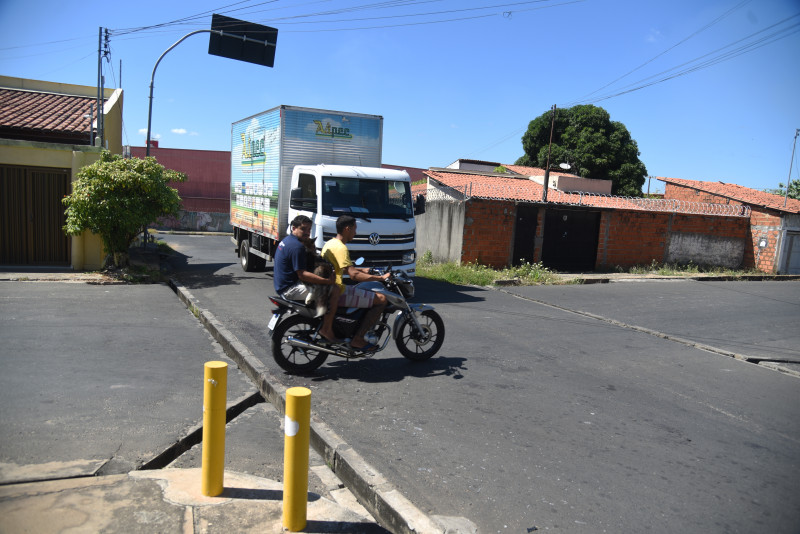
[{"left": 542, "top": 162, "right": 571, "bottom": 202}]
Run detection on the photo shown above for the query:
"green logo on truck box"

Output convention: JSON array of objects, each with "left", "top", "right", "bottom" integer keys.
[
  {"left": 314, "top": 120, "right": 352, "bottom": 139},
  {"left": 240, "top": 132, "right": 266, "bottom": 165}
]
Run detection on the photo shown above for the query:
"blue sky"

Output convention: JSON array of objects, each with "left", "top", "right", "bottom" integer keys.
[{"left": 1, "top": 0, "right": 798, "bottom": 194}]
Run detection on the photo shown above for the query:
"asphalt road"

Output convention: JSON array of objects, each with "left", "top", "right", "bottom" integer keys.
[
  {"left": 0, "top": 283, "right": 254, "bottom": 478},
  {"left": 162, "top": 233, "right": 800, "bottom": 534}
]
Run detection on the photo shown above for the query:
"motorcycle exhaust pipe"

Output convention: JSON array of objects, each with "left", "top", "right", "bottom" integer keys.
[{"left": 287, "top": 336, "right": 352, "bottom": 358}]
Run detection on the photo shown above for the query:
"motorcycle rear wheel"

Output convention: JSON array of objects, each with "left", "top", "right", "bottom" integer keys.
[
  {"left": 395, "top": 309, "right": 445, "bottom": 361},
  {"left": 272, "top": 315, "right": 329, "bottom": 374}
]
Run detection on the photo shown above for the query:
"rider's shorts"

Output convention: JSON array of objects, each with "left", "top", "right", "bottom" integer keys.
[
  {"left": 281, "top": 282, "right": 309, "bottom": 301},
  {"left": 339, "top": 286, "right": 375, "bottom": 308}
]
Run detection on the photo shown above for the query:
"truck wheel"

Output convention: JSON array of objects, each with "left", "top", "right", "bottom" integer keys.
[{"left": 239, "top": 240, "right": 265, "bottom": 272}]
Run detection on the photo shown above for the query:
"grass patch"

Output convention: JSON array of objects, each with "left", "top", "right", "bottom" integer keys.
[
  {"left": 416, "top": 251, "right": 563, "bottom": 286},
  {"left": 620, "top": 260, "right": 760, "bottom": 277}
]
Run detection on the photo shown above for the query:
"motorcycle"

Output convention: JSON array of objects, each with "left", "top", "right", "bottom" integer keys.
[{"left": 267, "top": 261, "right": 445, "bottom": 374}]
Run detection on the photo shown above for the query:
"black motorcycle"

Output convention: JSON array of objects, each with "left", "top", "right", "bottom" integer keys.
[{"left": 268, "top": 264, "right": 444, "bottom": 374}]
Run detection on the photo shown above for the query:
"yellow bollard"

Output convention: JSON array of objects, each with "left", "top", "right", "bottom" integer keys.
[
  {"left": 283, "top": 387, "right": 312, "bottom": 531},
  {"left": 201, "top": 361, "right": 228, "bottom": 497}
]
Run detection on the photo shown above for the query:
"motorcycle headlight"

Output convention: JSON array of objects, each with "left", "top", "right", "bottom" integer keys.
[{"left": 402, "top": 251, "right": 416, "bottom": 264}]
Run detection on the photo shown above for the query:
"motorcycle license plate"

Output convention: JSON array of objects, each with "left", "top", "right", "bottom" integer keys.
[{"left": 268, "top": 313, "right": 280, "bottom": 331}]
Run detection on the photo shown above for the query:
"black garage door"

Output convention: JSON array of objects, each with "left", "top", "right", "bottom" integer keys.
[{"left": 541, "top": 208, "right": 600, "bottom": 272}]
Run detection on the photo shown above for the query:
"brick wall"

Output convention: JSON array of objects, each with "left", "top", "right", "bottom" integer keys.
[
  {"left": 748, "top": 208, "right": 783, "bottom": 272},
  {"left": 664, "top": 182, "right": 783, "bottom": 272},
  {"left": 459, "top": 195, "right": 752, "bottom": 272},
  {"left": 595, "top": 209, "right": 749, "bottom": 270},
  {"left": 461, "top": 199, "right": 515, "bottom": 267}
]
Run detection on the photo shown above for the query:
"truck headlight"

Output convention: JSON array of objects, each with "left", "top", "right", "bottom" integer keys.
[{"left": 402, "top": 251, "right": 416, "bottom": 264}]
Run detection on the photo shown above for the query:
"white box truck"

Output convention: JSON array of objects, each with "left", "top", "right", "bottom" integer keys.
[{"left": 230, "top": 105, "right": 417, "bottom": 275}]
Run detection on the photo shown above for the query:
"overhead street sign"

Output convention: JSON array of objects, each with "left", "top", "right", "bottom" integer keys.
[{"left": 209, "top": 14, "right": 278, "bottom": 68}]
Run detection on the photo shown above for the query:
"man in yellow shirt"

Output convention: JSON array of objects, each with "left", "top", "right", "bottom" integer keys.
[{"left": 322, "top": 215, "right": 390, "bottom": 351}]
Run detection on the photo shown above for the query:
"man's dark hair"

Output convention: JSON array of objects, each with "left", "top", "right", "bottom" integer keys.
[
  {"left": 291, "top": 215, "right": 313, "bottom": 228},
  {"left": 336, "top": 215, "right": 356, "bottom": 234}
]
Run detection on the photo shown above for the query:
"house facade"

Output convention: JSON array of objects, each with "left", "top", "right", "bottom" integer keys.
[
  {"left": 659, "top": 177, "right": 800, "bottom": 274},
  {"left": 0, "top": 76, "right": 123, "bottom": 269}
]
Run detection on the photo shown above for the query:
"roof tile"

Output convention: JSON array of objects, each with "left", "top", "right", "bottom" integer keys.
[
  {"left": 658, "top": 176, "right": 800, "bottom": 214},
  {"left": 0, "top": 88, "right": 98, "bottom": 137},
  {"left": 425, "top": 170, "right": 750, "bottom": 216}
]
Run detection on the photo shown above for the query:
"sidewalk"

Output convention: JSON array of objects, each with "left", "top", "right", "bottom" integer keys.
[
  {"left": 0, "top": 469, "right": 384, "bottom": 533},
  {"left": 0, "top": 265, "right": 387, "bottom": 533}
]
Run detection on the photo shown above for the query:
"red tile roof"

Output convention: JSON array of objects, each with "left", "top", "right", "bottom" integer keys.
[
  {"left": 425, "top": 169, "right": 750, "bottom": 217},
  {"left": 0, "top": 88, "right": 97, "bottom": 143},
  {"left": 658, "top": 176, "right": 800, "bottom": 214}
]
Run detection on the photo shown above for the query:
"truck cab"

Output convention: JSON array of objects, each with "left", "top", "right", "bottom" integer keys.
[{"left": 288, "top": 164, "right": 416, "bottom": 276}]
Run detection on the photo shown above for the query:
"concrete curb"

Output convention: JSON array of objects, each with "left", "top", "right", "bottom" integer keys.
[{"left": 167, "top": 278, "right": 476, "bottom": 534}]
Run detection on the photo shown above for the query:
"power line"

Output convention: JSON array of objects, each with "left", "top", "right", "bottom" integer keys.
[
  {"left": 573, "top": 0, "right": 754, "bottom": 103},
  {"left": 470, "top": 11, "right": 800, "bottom": 159},
  {"left": 571, "top": 13, "right": 800, "bottom": 106}
]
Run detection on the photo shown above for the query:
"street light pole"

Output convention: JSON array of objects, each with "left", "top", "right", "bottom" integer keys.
[
  {"left": 146, "top": 30, "right": 210, "bottom": 157},
  {"left": 145, "top": 27, "right": 277, "bottom": 156}
]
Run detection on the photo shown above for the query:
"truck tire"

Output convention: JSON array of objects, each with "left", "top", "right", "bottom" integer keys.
[{"left": 239, "top": 240, "right": 265, "bottom": 272}]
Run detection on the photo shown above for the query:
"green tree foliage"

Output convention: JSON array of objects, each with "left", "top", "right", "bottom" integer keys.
[
  {"left": 516, "top": 104, "right": 648, "bottom": 197},
  {"left": 63, "top": 152, "right": 186, "bottom": 267},
  {"left": 764, "top": 179, "right": 800, "bottom": 200}
]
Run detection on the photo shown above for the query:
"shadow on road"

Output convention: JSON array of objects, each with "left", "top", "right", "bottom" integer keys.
[
  {"left": 308, "top": 356, "right": 468, "bottom": 383},
  {"left": 408, "top": 277, "right": 487, "bottom": 305},
  {"left": 164, "top": 251, "right": 267, "bottom": 289}
]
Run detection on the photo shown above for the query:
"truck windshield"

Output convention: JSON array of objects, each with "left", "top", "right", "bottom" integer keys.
[{"left": 321, "top": 177, "right": 413, "bottom": 219}]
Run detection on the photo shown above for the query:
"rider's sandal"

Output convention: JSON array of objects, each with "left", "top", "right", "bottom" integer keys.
[{"left": 352, "top": 342, "right": 378, "bottom": 352}]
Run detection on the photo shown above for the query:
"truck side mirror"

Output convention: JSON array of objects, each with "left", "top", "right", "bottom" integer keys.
[
  {"left": 290, "top": 187, "right": 315, "bottom": 210},
  {"left": 413, "top": 194, "right": 425, "bottom": 215}
]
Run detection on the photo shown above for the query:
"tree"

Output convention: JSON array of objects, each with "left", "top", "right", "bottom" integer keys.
[
  {"left": 516, "top": 104, "right": 648, "bottom": 197},
  {"left": 63, "top": 151, "right": 186, "bottom": 268},
  {"left": 764, "top": 179, "right": 800, "bottom": 200}
]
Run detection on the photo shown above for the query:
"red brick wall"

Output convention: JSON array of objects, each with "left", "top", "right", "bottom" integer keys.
[
  {"left": 459, "top": 196, "right": 752, "bottom": 272},
  {"left": 747, "top": 208, "right": 783, "bottom": 272},
  {"left": 596, "top": 210, "right": 668, "bottom": 268},
  {"left": 664, "top": 182, "right": 782, "bottom": 272},
  {"left": 461, "top": 199, "right": 515, "bottom": 267},
  {"left": 595, "top": 209, "right": 749, "bottom": 270},
  {"left": 130, "top": 146, "right": 230, "bottom": 213}
]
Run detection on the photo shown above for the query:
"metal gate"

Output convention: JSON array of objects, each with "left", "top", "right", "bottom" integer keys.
[
  {"left": 541, "top": 208, "right": 601, "bottom": 272},
  {"left": 782, "top": 232, "right": 800, "bottom": 274},
  {"left": 512, "top": 204, "right": 538, "bottom": 266},
  {"left": 1, "top": 164, "right": 71, "bottom": 265}
]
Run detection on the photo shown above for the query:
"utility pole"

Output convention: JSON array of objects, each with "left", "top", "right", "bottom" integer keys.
[
  {"left": 96, "top": 27, "right": 102, "bottom": 147},
  {"left": 785, "top": 128, "right": 799, "bottom": 208},
  {"left": 542, "top": 104, "right": 557, "bottom": 203}
]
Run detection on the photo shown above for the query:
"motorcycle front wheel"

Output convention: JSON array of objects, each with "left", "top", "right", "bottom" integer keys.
[
  {"left": 272, "top": 315, "right": 329, "bottom": 374},
  {"left": 394, "top": 309, "right": 445, "bottom": 361}
]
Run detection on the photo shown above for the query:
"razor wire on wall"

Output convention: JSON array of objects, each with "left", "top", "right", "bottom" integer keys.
[{"left": 425, "top": 182, "right": 751, "bottom": 218}]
